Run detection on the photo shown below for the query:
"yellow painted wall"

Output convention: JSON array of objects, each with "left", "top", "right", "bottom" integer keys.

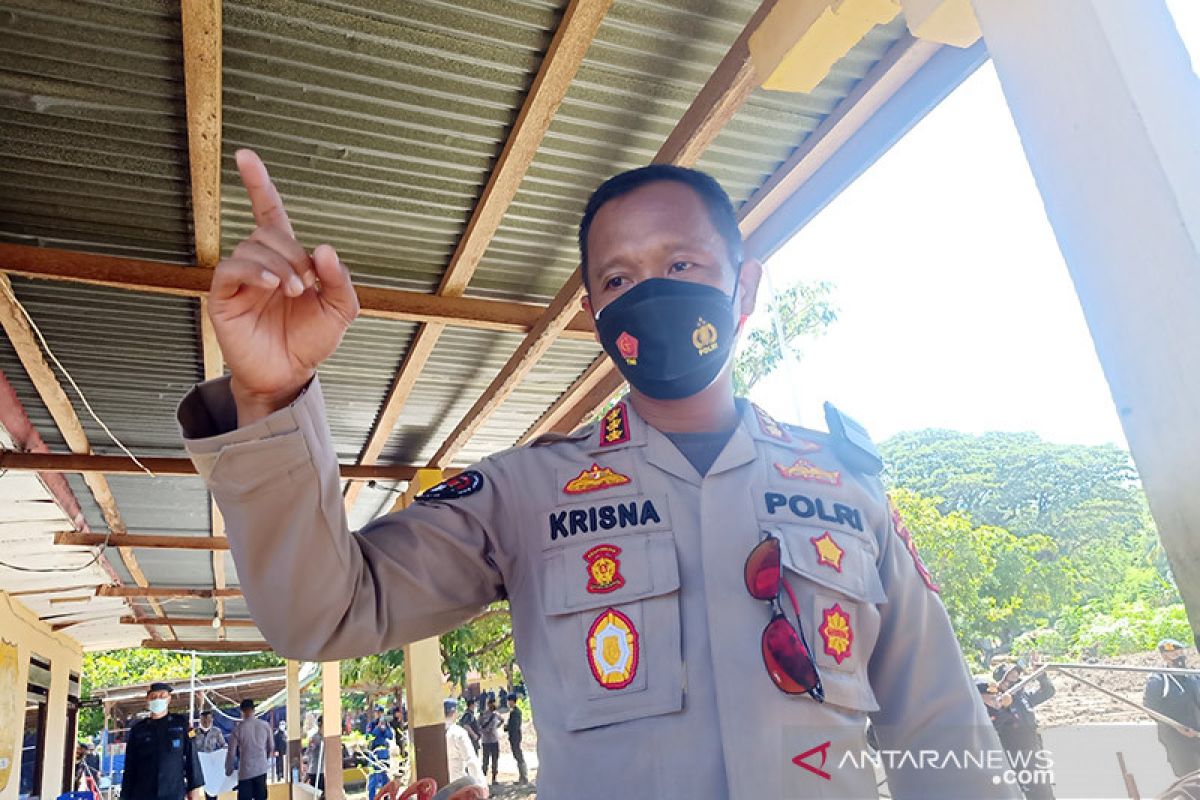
[{"left": 0, "top": 591, "right": 83, "bottom": 800}]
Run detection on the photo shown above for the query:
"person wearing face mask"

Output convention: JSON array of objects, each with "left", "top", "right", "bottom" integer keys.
[
  {"left": 177, "top": 152, "right": 1014, "bottom": 799},
  {"left": 193, "top": 711, "right": 226, "bottom": 800},
  {"left": 1145, "top": 639, "right": 1200, "bottom": 778},
  {"left": 120, "top": 682, "right": 204, "bottom": 800}
]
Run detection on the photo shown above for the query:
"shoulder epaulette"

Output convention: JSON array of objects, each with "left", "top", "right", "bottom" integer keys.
[
  {"left": 531, "top": 426, "right": 592, "bottom": 448},
  {"left": 823, "top": 402, "right": 883, "bottom": 476}
]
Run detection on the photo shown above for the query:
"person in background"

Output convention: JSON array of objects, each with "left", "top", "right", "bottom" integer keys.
[
  {"left": 272, "top": 720, "right": 287, "bottom": 781},
  {"left": 120, "top": 682, "right": 204, "bottom": 800},
  {"left": 458, "top": 699, "right": 481, "bottom": 755},
  {"left": 304, "top": 715, "right": 325, "bottom": 795},
  {"left": 445, "top": 699, "right": 485, "bottom": 785},
  {"left": 194, "top": 711, "right": 227, "bottom": 800},
  {"left": 504, "top": 693, "right": 527, "bottom": 785},
  {"left": 365, "top": 706, "right": 394, "bottom": 800},
  {"left": 992, "top": 663, "right": 1055, "bottom": 800},
  {"left": 1144, "top": 639, "right": 1200, "bottom": 778},
  {"left": 226, "top": 699, "right": 273, "bottom": 800},
  {"left": 478, "top": 697, "right": 502, "bottom": 786}
]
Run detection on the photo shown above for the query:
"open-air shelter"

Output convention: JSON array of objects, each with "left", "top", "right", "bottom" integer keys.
[{"left": 0, "top": 0, "right": 1196, "bottom": 797}]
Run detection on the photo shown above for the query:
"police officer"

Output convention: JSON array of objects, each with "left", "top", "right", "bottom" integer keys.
[
  {"left": 121, "top": 682, "right": 204, "bottom": 800},
  {"left": 1144, "top": 639, "right": 1200, "bottom": 777},
  {"left": 178, "top": 150, "right": 1016, "bottom": 799},
  {"left": 989, "top": 665, "right": 1055, "bottom": 799}
]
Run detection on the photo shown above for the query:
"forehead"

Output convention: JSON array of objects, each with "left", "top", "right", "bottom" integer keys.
[{"left": 587, "top": 181, "right": 723, "bottom": 257}]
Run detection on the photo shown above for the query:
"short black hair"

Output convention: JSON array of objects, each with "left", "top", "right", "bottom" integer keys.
[
  {"left": 239, "top": 698, "right": 255, "bottom": 712},
  {"left": 578, "top": 165, "right": 743, "bottom": 292}
]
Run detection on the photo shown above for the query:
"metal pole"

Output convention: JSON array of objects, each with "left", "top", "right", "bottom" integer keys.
[
  {"left": 189, "top": 651, "right": 197, "bottom": 724},
  {"left": 1042, "top": 661, "right": 1200, "bottom": 676},
  {"left": 1053, "top": 666, "right": 1199, "bottom": 737}
]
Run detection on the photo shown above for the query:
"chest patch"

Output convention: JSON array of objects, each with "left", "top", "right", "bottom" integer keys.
[
  {"left": 819, "top": 603, "right": 854, "bottom": 665},
  {"left": 773, "top": 457, "right": 841, "bottom": 486},
  {"left": 587, "top": 608, "right": 639, "bottom": 690},
  {"left": 810, "top": 532, "right": 845, "bottom": 572},
  {"left": 583, "top": 544, "right": 625, "bottom": 594},
  {"left": 549, "top": 499, "right": 662, "bottom": 541},
  {"left": 563, "top": 464, "right": 631, "bottom": 495}
]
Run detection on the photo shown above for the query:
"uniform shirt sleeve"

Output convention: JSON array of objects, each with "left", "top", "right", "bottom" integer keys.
[
  {"left": 1026, "top": 673, "right": 1056, "bottom": 706},
  {"left": 184, "top": 726, "right": 203, "bottom": 791},
  {"left": 867, "top": 499, "right": 1020, "bottom": 799},
  {"left": 120, "top": 724, "right": 139, "bottom": 794},
  {"left": 177, "top": 376, "right": 510, "bottom": 660},
  {"left": 225, "top": 724, "right": 239, "bottom": 775}
]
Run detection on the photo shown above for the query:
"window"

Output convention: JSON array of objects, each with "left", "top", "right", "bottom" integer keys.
[{"left": 61, "top": 671, "right": 81, "bottom": 794}]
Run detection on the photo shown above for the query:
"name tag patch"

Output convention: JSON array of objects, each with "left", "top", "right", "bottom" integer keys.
[
  {"left": 549, "top": 499, "right": 662, "bottom": 541},
  {"left": 763, "top": 492, "right": 863, "bottom": 532}
]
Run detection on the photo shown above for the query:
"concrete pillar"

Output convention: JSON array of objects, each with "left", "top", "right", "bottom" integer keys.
[
  {"left": 398, "top": 469, "right": 450, "bottom": 787},
  {"left": 286, "top": 660, "right": 301, "bottom": 794},
  {"left": 321, "top": 660, "right": 344, "bottom": 799},
  {"left": 971, "top": 0, "right": 1200, "bottom": 639}
]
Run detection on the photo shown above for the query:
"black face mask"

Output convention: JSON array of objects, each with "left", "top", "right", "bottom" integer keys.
[{"left": 594, "top": 278, "right": 738, "bottom": 400}]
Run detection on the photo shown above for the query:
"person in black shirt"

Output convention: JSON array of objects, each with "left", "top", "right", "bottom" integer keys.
[
  {"left": 991, "top": 664, "right": 1055, "bottom": 800},
  {"left": 1145, "top": 639, "right": 1200, "bottom": 778},
  {"left": 504, "top": 694, "right": 528, "bottom": 785},
  {"left": 121, "top": 682, "right": 203, "bottom": 800}
]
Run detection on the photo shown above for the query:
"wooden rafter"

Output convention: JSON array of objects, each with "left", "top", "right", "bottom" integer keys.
[
  {"left": 0, "top": 274, "right": 170, "bottom": 639},
  {"left": 141, "top": 639, "right": 269, "bottom": 652},
  {"left": 343, "top": 0, "right": 612, "bottom": 512},
  {"left": 0, "top": 451, "right": 419, "bottom": 480},
  {"left": 98, "top": 586, "right": 242, "bottom": 599},
  {"left": 198, "top": 298, "right": 229, "bottom": 637},
  {"left": 181, "top": 0, "right": 223, "bottom": 268},
  {"left": 0, "top": 244, "right": 594, "bottom": 339},
  {"left": 425, "top": 0, "right": 783, "bottom": 468},
  {"left": 121, "top": 616, "right": 255, "bottom": 627},
  {"left": 55, "top": 532, "right": 230, "bottom": 551}
]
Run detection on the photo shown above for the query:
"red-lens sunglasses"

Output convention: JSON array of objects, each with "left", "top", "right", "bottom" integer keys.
[{"left": 744, "top": 532, "right": 824, "bottom": 702}]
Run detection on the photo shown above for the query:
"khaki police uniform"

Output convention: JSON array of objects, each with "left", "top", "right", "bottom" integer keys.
[{"left": 178, "top": 376, "right": 1017, "bottom": 800}]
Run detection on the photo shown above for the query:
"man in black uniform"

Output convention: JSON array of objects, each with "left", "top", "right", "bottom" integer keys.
[
  {"left": 1144, "top": 639, "right": 1200, "bottom": 778},
  {"left": 121, "top": 682, "right": 204, "bottom": 800},
  {"left": 992, "top": 664, "right": 1055, "bottom": 800}
]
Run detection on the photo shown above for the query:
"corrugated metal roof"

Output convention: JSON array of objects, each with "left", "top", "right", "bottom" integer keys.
[
  {"left": 0, "top": 0, "right": 193, "bottom": 262},
  {"left": 0, "top": 0, "right": 926, "bottom": 652}
]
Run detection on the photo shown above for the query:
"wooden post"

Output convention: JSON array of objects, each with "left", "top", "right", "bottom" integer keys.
[
  {"left": 399, "top": 469, "right": 450, "bottom": 787},
  {"left": 321, "top": 661, "right": 344, "bottom": 799},
  {"left": 286, "top": 660, "right": 302, "bottom": 794}
]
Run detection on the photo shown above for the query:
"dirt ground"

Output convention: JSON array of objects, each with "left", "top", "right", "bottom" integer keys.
[{"left": 1029, "top": 648, "right": 1191, "bottom": 728}]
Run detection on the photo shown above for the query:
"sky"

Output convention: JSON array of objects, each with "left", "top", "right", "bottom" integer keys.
[{"left": 749, "top": 1, "right": 1200, "bottom": 449}]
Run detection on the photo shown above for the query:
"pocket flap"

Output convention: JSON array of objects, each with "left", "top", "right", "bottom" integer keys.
[
  {"left": 543, "top": 531, "right": 679, "bottom": 615},
  {"left": 776, "top": 525, "right": 884, "bottom": 604}
]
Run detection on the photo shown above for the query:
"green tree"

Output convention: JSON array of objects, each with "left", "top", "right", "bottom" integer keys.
[{"left": 733, "top": 281, "right": 837, "bottom": 395}]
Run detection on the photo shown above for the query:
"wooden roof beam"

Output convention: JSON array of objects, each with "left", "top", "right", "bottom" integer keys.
[
  {"left": 55, "top": 532, "right": 230, "bottom": 551},
  {"left": 141, "top": 639, "right": 270, "bottom": 653},
  {"left": 427, "top": 0, "right": 785, "bottom": 467},
  {"left": 0, "top": 451, "right": 419, "bottom": 480},
  {"left": 343, "top": 0, "right": 612, "bottom": 513},
  {"left": 0, "top": 244, "right": 594, "bottom": 339},
  {"left": 121, "top": 616, "right": 255, "bottom": 627},
  {"left": 98, "top": 586, "right": 242, "bottom": 599}
]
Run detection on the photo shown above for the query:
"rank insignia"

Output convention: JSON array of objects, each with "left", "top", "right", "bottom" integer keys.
[
  {"left": 416, "top": 470, "right": 484, "bottom": 501},
  {"left": 599, "top": 402, "right": 631, "bottom": 447},
  {"left": 587, "top": 607, "right": 639, "bottom": 690},
  {"left": 583, "top": 543, "right": 625, "bottom": 594},
  {"left": 563, "top": 464, "right": 632, "bottom": 495},
  {"left": 819, "top": 603, "right": 854, "bottom": 665},
  {"left": 753, "top": 404, "right": 791, "bottom": 442},
  {"left": 615, "top": 331, "right": 639, "bottom": 365},
  {"left": 810, "top": 532, "right": 844, "bottom": 572},
  {"left": 889, "top": 500, "right": 940, "bottom": 593},
  {"left": 774, "top": 458, "right": 841, "bottom": 486},
  {"left": 692, "top": 317, "right": 719, "bottom": 355}
]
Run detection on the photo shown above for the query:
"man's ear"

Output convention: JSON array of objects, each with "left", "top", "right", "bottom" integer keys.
[{"left": 737, "top": 258, "right": 763, "bottom": 318}]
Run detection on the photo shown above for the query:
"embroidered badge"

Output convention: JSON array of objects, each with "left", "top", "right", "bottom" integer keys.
[
  {"left": 615, "top": 332, "right": 639, "bottom": 365},
  {"left": 587, "top": 607, "right": 639, "bottom": 690},
  {"left": 753, "top": 404, "right": 791, "bottom": 442},
  {"left": 810, "top": 532, "right": 844, "bottom": 572},
  {"left": 773, "top": 458, "right": 841, "bottom": 486},
  {"left": 819, "top": 603, "right": 853, "bottom": 665},
  {"left": 692, "top": 317, "right": 719, "bottom": 355},
  {"left": 889, "top": 500, "right": 940, "bottom": 593},
  {"left": 583, "top": 543, "right": 625, "bottom": 594},
  {"left": 416, "top": 470, "right": 484, "bottom": 501},
  {"left": 563, "top": 464, "right": 632, "bottom": 495},
  {"left": 599, "top": 402, "right": 631, "bottom": 447}
]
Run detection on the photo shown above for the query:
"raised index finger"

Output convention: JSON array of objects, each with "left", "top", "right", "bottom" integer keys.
[{"left": 235, "top": 149, "right": 295, "bottom": 236}]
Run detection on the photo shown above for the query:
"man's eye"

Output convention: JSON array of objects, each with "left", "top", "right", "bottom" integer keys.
[
  {"left": 669, "top": 261, "right": 693, "bottom": 273},
  {"left": 604, "top": 276, "right": 627, "bottom": 290}
]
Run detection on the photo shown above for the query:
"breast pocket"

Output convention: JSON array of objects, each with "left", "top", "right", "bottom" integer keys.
[
  {"left": 541, "top": 530, "right": 683, "bottom": 731},
  {"left": 775, "top": 524, "right": 884, "bottom": 713}
]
